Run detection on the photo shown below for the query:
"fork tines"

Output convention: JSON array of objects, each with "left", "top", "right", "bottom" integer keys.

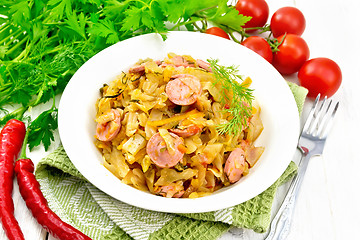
[{"left": 303, "top": 94, "right": 339, "bottom": 139}]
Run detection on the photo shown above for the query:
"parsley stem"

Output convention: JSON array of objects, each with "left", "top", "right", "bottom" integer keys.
[
  {"left": 0, "top": 82, "right": 12, "bottom": 90},
  {"left": 194, "top": 5, "right": 218, "bottom": 16},
  {"left": 0, "top": 28, "right": 23, "bottom": 46},
  {"left": 0, "top": 106, "right": 28, "bottom": 125},
  {"left": 51, "top": 89, "right": 56, "bottom": 110},
  {"left": 169, "top": 18, "right": 202, "bottom": 31},
  {"left": 6, "top": 36, "right": 29, "bottom": 56},
  {"left": 0, "top": 23, "right": 10, "bottom": 35},
  {"left": 0, "top": 96, "right": 11, "bottom": 108},
  {"left": 13, "top": 34, "right": 59, "bottom": 62},
  {"left": 131, "top": 0, "right": 151, "bottom": 8},
  {"left": 43, "top": 22, "right": 66, "bottom": 26},
  {"left": 12, "top": 47, "right": 29, "bottom": 62},
  {"left": 0, "top": 85, "right": 12, "bottom": 103}
]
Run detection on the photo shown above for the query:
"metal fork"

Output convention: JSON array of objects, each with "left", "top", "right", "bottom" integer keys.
[{"left": 265, "top": 94, "right": 339, "bottom": 240}]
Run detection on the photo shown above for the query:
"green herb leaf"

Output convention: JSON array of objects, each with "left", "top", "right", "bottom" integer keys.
[
  {"left": 0, "top": 46, "right": 8, "bottom": 59},
  {"left": 30, "top": 22, "right": 49, "bottom": 42},
  {"left": 157, "top": 0, "right": 185, "bottom": 23},
  {"left": 183, "top": 0, "right": 221, "bottom": 19},
  {"left": 48, "top": 0, "right": 73, "bottom": 20},
  {"left": 212, "top": 6, "right": 252, "bottom": 31},
  {"left": 10, "top": 88, "right": 33, "bottom": 106},
  {"left": 208, "top": 59, "right": 254, "bottom": 136},
  {"left": 103, "top": 0, "right": 130, "bottom": 22},
  {"left": 8, "top": 0, "right": 31, "bottom": 26},
  {"left": 64, "top": 11, "right": 87, "bottom": 40},
  {"left": 88, "top": 19, "right": 120, "bottom": 44},
  {"left": 28, "top": 108, "right": 58, "bottom": 151}
]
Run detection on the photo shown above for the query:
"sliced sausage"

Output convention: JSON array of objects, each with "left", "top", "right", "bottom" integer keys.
[
  {"left": 169, "top": 125, "right": 202, "bottom": 138},
  {"left": 129, "top": 60, "right": 162, "bottom": 73},
  {"left": 224, "top": 148, "right": 246, "bottom": 183},
  {"left": 196, "top": 59, "right": 212, "bottom": 72},
  {"left": 154, "top": 185, "right": 185, "bottom": 198},
  {"left": 146, "top": 132, "right": 184, "bottom": 168},
  {"left": 96, "top": 109, "right": 121, "bottom": 141},
  {"left": 165, "top": 74, "right": 202, "bottom": 106},
  {"left": 169, "top": 55, "right": 194, "bottom": 67},
  {"left": 128, "top": 64, "right": 145, "bottom": 74}
]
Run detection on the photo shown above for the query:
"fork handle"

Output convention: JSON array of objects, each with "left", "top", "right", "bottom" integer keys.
[{"left": 265, "top": 151, "right": 312, "bottom": 240}]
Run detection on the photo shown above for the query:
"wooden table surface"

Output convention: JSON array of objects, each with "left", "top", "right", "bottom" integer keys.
[{"left": 1, "top": 0, "right": 359, "bottom": 239}]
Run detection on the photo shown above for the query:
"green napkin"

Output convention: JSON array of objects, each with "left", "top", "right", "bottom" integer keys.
[{"left": 35, "top": 82, "right": 308, "bottom": 240}]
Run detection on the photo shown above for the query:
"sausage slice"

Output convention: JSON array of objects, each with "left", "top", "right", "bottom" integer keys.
[
  {"left": 169, "top": 125, "right": 202, "bottom": 138},
  {"left": 146, "top": 132, "right": 184, "bottom": 168},
  {"left": 96, "top": 109, "right": 121, "bottom": 141},
  {"left": 165, "top": 74, "right": 202, "bottom": 106},
  {"left": 224, "top": 148, "right": 246, "bottom": 183},
  {"left": 196, "top": 59, "right": 212, "bottom": 72}
]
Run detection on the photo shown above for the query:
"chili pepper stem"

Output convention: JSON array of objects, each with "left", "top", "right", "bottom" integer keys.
[{"left": 19, "top": 129, "right": 29, "bottom": 159}]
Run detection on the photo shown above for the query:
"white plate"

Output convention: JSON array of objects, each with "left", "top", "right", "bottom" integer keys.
[{"left": 58, "top": 31, "right": 299, "bottom": 213}]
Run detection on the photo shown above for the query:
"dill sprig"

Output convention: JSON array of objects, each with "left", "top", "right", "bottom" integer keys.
[{"left": 208, "top": 59, "right": 254, "bottom": 136}]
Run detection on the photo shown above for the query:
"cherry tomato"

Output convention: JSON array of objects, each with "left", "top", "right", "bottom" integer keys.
[
  {"left": 270, "top": 7, "right": 306, "bottom": 38},
  {"left": 298, "top": 58, "right": 342, "bottom": 98},
  {"left": 205, "top": 27, "right": 230, "bottom": 39},
  {"left": 241, "top": 36, "right": 273, "bottom": 63},
  {"left": 235, "top": 0, "right": 269, "bottom": 32},
  {"left": 272, "top": 34, "right": 309, "bottom": 75}
]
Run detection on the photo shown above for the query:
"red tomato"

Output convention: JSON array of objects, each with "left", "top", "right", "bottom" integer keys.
[
  {"left": 270, "top": 7, "right": 306, "bottom": 38},
  {"left": 272, "top": 34, "right": 309, "bottom": 75},
  {"left": 205, "top": 27, "right": 230, "bottom": 39},
  {"left": 235, "top": 0, "right": 269, "bottom": 32},
  {"left": 298, "top": 58, "right": 342, "bottom": 98},
  {"left": 241, "top": 36, "right": 273, "bottom": 63}
]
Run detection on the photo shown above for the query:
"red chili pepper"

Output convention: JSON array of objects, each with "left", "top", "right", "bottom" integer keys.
[
  {"left": 15, "top": 160, "right": 92, "bottom": 240},
  {"left": 0, "top": 119, "right": 26, "bottom": 240},
  {"left": 0, "top": 119, "right": 91, "bottom": 240}
]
